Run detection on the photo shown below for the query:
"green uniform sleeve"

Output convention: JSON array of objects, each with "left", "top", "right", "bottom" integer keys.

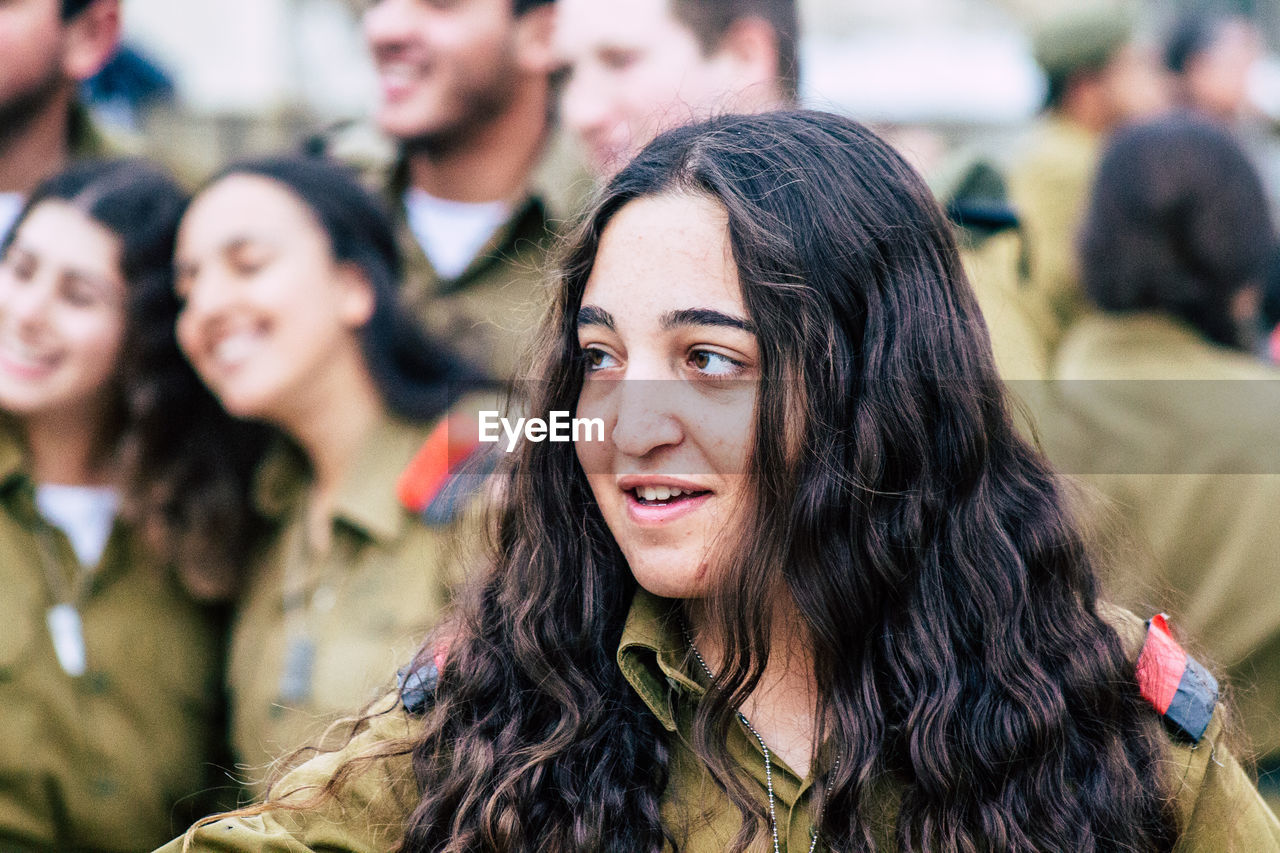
[
  {"left": 157, "top": 696, "right": 422, "bottom": 853},
  {"left": 1173, "top": 712, "right": 1280, "bottom": 852}
]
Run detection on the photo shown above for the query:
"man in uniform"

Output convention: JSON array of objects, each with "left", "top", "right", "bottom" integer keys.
[
  {"left": 327, "top": 0, "right": 583, "bottom": 381},
  {"left": 553, "top": 0, "right": 797, "bottom": 180},
  {"left": 0, "top": 0, "right": 122, "bottom": 240},
  {"left": 1007, "top": 8, "right": 1170, "bottom": 345}
]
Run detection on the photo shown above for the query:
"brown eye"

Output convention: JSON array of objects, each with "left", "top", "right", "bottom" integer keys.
[
  {"left": 581, "top": 347, "right": 617, "bottom": 372},
  {"left": 688, "top": 349, "right": 741, "bottom": 377},
  {"left": 599, "top": 48, "right": 640, "bottom": 72}
]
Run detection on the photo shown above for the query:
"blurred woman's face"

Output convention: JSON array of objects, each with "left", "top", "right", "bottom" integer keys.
[
  {"left": 174, "top": 175, "right": 373, "bottom": 426},
  {"left": 574, "top": 193, "right": 758, "bottom": 599},
  {"left": 0, "top": 201, "right": 125, "bottom": 424}
]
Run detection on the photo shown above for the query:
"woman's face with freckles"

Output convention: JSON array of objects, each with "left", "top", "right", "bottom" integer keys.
[{"left": 573, "top": 192, "right": 758, "bottom": 600}]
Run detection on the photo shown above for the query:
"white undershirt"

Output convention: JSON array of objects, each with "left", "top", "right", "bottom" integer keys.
[
  {"left": 403, "top": 187, "right": 512, "bottom": 280},
  {"left": 35, "top": 484, "right": 120, "bottom": 569},
  {"left": 0, "top": 193, "right": 24, "bottom": 246}
]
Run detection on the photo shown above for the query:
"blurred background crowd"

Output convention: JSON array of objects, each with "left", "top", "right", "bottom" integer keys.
[{"left": 4, "top": 0, "right": 1280, "bottom": 850}]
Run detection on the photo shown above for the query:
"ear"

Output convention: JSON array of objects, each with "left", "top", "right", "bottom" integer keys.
[
  {"left": 336, "top": 262, "right": 378, "bottom": 329},
  {"left": 61, "top": 0, "right": 122, "bottom": 82},
  {"left": 513, "top": 4, "right": 557, "bottom": 74},
  {"left": 711, "top": 16, "right": 782, "bottom": 104}
]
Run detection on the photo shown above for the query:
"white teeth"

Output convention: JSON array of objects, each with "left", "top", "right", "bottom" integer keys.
[
  {"left": 379, "top": 63, "right": 420, "bottom": 85},
  {"left": 633, "top": 486, "right": 688, "bottom": 502},
  {"left": 0, "top": 338, "right": 55, "bottom": 369},
  {"left": 211, "top": 332, "right": 258, "bottom": 368}
]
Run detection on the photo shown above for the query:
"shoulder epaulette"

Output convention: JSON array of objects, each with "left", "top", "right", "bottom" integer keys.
[
  {"left": 396, "top": 414, "right": 497, "bottom": 525},
  {"left": 397, "top": 645, "right": 448, "bottom": 716},
  {"left": 1136, "top": 613, "right": 1218, "bottom": 743}
]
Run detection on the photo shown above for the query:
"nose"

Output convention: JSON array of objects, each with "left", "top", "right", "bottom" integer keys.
[
  {"left": 607, "top": 378, "right": 684, "bottom": 459},
  {"left": 560, "top": 64, "right": 613, "bottom": 143},
  {"left": 177, "top": 268, "right": 235, "bottom": 333},
  {"left": 363, "top": 0, "right": 415, "bottom": 51}
]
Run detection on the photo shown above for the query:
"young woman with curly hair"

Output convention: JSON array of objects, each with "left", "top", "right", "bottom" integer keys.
[
  {"left": 162, "top": 111, "right": 1279, "bottom": 852},
  {"left": 0, "top": 159, "right": 245, "bottom": 851},
  {"left": 168, "top": 155, "right": 485, "bottom": 796}
]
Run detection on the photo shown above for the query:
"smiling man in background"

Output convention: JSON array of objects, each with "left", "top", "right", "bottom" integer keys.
[
  {"left": 325, "top": 0, "right": 584, "bottom": 380},
  {"left": 0, "top": 0, "right": 122, "bottom": 240},
  {"left": 553, "top": 0, "right": 797, "bottom": 179}
]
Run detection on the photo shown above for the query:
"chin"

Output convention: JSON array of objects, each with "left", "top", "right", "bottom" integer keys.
[
  {"left": 627, "top": 556, "right": 710, "bottom": 601},
  {"left": 213, "top": 388, "right": 271, "bottom": 422}
]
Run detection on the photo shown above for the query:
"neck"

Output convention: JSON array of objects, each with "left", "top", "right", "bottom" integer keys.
[
  {"left": 0, "top": 88, "right": 74, "bottom": 195},
  {"left": 20, "top": 409, "right": 112, "bottom": 487},
  {"left": 405, "top": 78, "right": 550, "bottom": 204},
  {"left": 275, "top": 355, "right": 386, "bottom": 553},
  {"left": 1058, "top": 92, "right": 1110, "bottom": 136},
  {"left": 687, "top": 599, "right": 820, "bottom": 778}
]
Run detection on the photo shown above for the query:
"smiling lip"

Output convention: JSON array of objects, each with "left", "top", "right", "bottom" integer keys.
[
  {"left": 617, "top": 476, "right": 713, "bottom": 526},
  {"left": 0, "top": 345, "right": 56, "bottom": 381},
  {"left": 376, "top": 60, "right": 429, "bottom": 101},
  {"left": 624, "top": 489, "right": 711, "bottom": 525}
]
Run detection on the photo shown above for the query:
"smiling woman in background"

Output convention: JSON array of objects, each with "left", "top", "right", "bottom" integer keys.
[
  {"left": 170, "top": 155, "right": 485, "bottom": 797},
  {"left": 0, "top": 160, "right": 244, "bottom": 851},
  {"left": 163, "top": 112, "right": 1279, "bottom": 852}
]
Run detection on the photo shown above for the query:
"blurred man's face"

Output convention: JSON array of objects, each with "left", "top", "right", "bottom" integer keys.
[
  {"left": 1101, "top": 42, "right": 1173, "bottom": 126},
  {"left": 555, "top": 0, "right": 733, "bottom": 178},
  {"left": 364, "top": 0, "right": 522, "bottom": 147},
  {"left": 1187, "top": 20, "right": 1262, "bottom": 121},
  {"left": 0, "top": 0, "right": 67, "bottom": 130}
]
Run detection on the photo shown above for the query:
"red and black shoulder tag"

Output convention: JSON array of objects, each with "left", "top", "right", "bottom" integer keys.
[
  {"left": 396, "top": 412, "right": 497, "bottom": 525},
  {"left": 1136, "top": 613, "right": 1218, "bottom": 743}
]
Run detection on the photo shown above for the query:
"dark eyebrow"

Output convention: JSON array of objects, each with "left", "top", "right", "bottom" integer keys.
[
  {"left": 577, "top": 305, "right": 616, "bottom": 330},
  {"left": 660, "top": 308, "right": 754, "bottom": 333}
]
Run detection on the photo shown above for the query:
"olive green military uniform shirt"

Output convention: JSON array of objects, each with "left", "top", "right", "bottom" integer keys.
[
  {"left": 928, "top": 151, "right": 1055, "bottom": 383},
  {"left": 228, "top": 414, "right": 475, "bottom": 798},
  {"left": 1042, "top": 312, "right": 1280, "bottom": 780},
  {"left": 162, "top": 588, "right": 1280, "bottom": 852},
  {"left": 324, "top": 127, "right": 591, "bottom": 381},
  {"left": 1007, "top": 116, "right": 1102, "bottom": 342},
  {"left": 0, "top": 424, "right": 225, "bottom": 851},
  {"left": 962, "top": 230, "right": 1055, "bottom": 382}
]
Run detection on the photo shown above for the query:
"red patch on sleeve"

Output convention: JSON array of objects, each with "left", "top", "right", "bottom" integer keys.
[
  {"left": 1136, "top": 613, "right": 1187, "bottom": 715},
  {"left": 396, "top": 413, "right": 484, "bottom": 514},
  {"left": 396, "top": 420, "right": 452, "bottom": 514}
]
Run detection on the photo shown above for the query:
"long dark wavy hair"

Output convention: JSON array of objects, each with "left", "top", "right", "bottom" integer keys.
[
  {"left": 2, "top": 159, "right": 266, "bottom": 599},
  {"left": 268, "top": 111, "right": 1182, "bottom": 851}
]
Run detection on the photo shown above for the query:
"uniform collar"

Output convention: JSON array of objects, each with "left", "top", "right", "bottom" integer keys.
[
  {"left": 616, "top": 588, "right": 705, "bottom": 732},
  {"left": 252, "top": 415, "right": 432, "bottom": 544},
  {"left": 68, "top": 101, "right": 114, "bottom": 159},
  {"left": 386, "top": 130, "right": 591, "bottom": 293}
]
